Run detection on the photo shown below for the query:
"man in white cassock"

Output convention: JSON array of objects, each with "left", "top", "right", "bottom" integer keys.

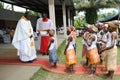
[
  {"left": 12, "top": 12, "right": 37, "bottom": 62},
  {"left": 36, "top": 12, "right": 54, "bottom": 55}
]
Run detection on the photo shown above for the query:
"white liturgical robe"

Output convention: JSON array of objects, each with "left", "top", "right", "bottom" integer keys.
[
  {"left": 36, "top": 18, "right": 54, "bottom": 30},
  {"left": 12, "top": 16, "right": 37, "bottom": 62},
  {"left": 36, "top": 18, "right": 54, "bottom": 50}
]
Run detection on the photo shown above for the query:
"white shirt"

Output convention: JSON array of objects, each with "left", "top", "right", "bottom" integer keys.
[
  {"left": 36, "top": 18, "right": 54, "bottom": 31},
  {"left": 97, "top": 30, "right": 103, "bottom": 38},
  {"left": 87, "top": 34, "right": 97, "bottom": 50},
  {"left": 102, "top": 32, "right": 108, "bottom": 44},
  {"left": 67, "top": 41, "right": 74, "bottom": 50},
  {"left": 66, "top": 35, "right": 74, "bottom": 50},
  {"left": 106, "top": 31, "right": 117, "bottom": 48},
  {"left": 97, "top": 30, "right": 103, "bottom": 43},
  {"left": 106, "top": 32, "right": 111, "bottom": 47}
]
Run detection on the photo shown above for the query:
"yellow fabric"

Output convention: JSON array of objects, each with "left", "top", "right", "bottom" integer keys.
[
  {"left": 21, "top": 16, "right": 28, "bottom": 21},
  {"left": 87, "top": 47, "right": 100, "bottom": 65},
  {"left": 30, "top": 41, "right": 34, "bottom": 47},
  {"left": 66, "top": 49, "right": 76, "bottom": 67}
]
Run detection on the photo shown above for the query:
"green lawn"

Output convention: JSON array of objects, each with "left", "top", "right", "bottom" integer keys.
[{"left": 30, "top": 37, "right": 120, "bottom": 80}]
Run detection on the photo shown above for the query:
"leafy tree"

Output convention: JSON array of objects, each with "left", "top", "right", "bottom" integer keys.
[
  {"left": 0, "top": 2, "right": 3, "bottom": 8},
  {"left": 74, "top": 0, "right": 120, "bottom": 24},
  {"left": 85, "top": 8, "right": 98, "bottom": 24},
  {"left": 29, "top": 10, "right": 41, "bottom": 17},
  {"left": 74, "top": 16, "right": 86, "bottom": 28}
]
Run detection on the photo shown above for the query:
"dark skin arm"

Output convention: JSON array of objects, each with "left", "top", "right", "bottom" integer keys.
[
  {"left": 64, "top": 37, "right": 72, "bottom": 55},
  {"left": 30, "top": 35, "right": 33, "bottom": 38},
  {"left": 64, "top": 42, "right": 70, "bottom": 55},
  {"left": 47, "top": 38, "right": 54, "bottom": 53}
]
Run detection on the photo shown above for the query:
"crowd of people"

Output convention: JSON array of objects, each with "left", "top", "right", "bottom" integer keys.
[
  {"left": 80, "top": 22, "right": 118, "bottom": 79},
  {"left": 11, "top": 11, "right": 119, "bottom": 80},
  {"left": 0, "top": 27, "right": 14, "bottom": 43}
]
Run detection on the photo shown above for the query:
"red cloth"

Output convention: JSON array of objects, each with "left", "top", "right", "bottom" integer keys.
[
  {"left": 40, "top": 36, "right": 50, "bottom": 54},
  {"left": 42, "top": 18, "right": 48, "bottom": 22}
]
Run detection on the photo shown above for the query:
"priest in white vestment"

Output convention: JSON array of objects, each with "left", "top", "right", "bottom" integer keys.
[
  {"left": 36, "top": 13, "right": 54, "bottom": 54},
  {"left": 12, "top": 12, "right": 37, "bottom": 62}
]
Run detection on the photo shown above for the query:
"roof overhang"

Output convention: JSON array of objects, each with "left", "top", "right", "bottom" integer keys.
[{"left": 0, "top": 0, "right": 75, "bottom": 13}]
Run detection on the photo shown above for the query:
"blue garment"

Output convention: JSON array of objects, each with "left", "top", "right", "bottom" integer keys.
[{"left": 49, "top": 48, "right": 58, "bottom": 63}]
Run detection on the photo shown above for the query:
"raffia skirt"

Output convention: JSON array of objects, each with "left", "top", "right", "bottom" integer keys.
[
  {"left": 106, "top": 47, "right": 117, "bottom": 71},
  {"left": 66, "top": 49, "right": 77, "bottom": 67},
  {"left": 87, "top": 47, "right": 100, "bottom": 65}
]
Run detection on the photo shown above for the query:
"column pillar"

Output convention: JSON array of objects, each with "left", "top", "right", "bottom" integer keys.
[
  {"left": 11, "top": 4, "right": 14, "bottom": 11},
  {"left": 62, "top": 0, "right": 67, "bottom": 37},
  {"left": 70, "top": 12, "right": 73, "bottom": 26},
  {"left": 48, "top": 0, "right": 58, "bottom": 48},
  {"left": 68, "top": 8, "right": 71, "bottom": 26}
]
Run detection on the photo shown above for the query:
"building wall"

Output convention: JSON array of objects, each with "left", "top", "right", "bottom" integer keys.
[{"left": 0, "top": 9, "right": 37, "bottom": 29}]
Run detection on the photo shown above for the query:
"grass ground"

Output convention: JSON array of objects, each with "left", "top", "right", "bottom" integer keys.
[{"left": 30, "top": 37, "right": 120, "bottom": 80}]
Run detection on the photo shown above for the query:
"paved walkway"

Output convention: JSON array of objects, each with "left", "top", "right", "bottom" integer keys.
[
  {"left": 0, "top": 65, "right": 40, "bottom": 80},
  {"left": 1, "top": 57, "right": 120, "bottom": 75},
  {"left": 0, "top": 34, "right": 65, "bottom": 80}
]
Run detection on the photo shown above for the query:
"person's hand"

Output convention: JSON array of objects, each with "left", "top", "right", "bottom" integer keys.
[
  {"left": 97, "top": 38, "right": 101, "bottom": 42},
  {"left": 47, "top": 29, "right": 50, "bottom": 34},
  {"left": 34, "top": 37, "right": 38, "bottom": 41},
  {"left": 30, "top": 35, "right": 33, "bottom": 38},
  {"left": 46, "top": 50, "right": 49, "bottom": 55}
]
